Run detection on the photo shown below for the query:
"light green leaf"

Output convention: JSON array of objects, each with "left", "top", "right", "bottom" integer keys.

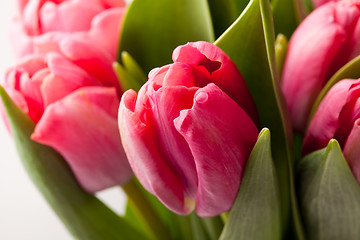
[
  {"left": 113, "top": 52, "right": 147, "bottom": 92},
  {"left": 272, "top": 0, "right": 307, "bottom": 38},
  {"left": 220, "top": 128, "right": 281, "bottom": 240},
  {"left": 309, "top": 55, "right": 360, "bottom": 121},
  {"left": 207, "top": 0, "right": 249, "bottom": 38},
  {"left": 215, "top": 0, "right": 304, "bottom": 238},
  {"left": 275, "top": 33, "right": 288, "bottom": 80},
  {"left": 118, "top": 0, "right": 214, "bottom": 73},
  {"left": 297, "top": 139, "right": 360, "bottom": 240},
  {"left": 0, "top": 86, "right": 148, "bottom": 240}
]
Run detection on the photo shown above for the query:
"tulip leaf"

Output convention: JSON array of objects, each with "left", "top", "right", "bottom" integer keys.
[
  {"left": 215, "top": 0, "right": 305, "bottom": 238},
  {"left": 220, "top": 128, "right": 281, "bottom": 240},
  {"left": 309, "top": 55, "right": 360, "bottom": 121},
  {"left": 297, "top": 139, "right": 360, "bottom": 240},
  {"left": 272, "top": 0, "right": 307, "bottom": 38},
  {"left": 113, "top": 52, "right": 147, "bottom": 92},
  {"left": 207, "top": 0, "right": 249, "bottom": 38},
  {"left": 0, "top": 86, "right": 148, "bottom": 240},
  {"left": 118, "top": 0, "right": 214, "bottom": 73},
  {"left": 275, "top": 34, "right": 288, "bottom": 80}
]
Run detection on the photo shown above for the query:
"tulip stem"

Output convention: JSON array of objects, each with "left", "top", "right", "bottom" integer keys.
[
  {"left": 121, "top": 178, "right": 171, "bottom": 240},
  {"left": 220, "top": 212, "right": 229, "bottom": 224}
]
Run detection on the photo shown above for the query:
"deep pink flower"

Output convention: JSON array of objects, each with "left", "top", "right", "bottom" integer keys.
[
  {"left": 281, "top": 0, "right": 360, "bottom": 132},
  {"left": 11, "top": 0, "right": 126, "bottom": 58},
  {"left": 3, "top": 45, "right": 132, "bottom": 192},
  {"left": 118, "top": 41, "right": 259, "bottom": 217},
  {"left": 303, "top": 78, "right": 360, "bottom": 183}
]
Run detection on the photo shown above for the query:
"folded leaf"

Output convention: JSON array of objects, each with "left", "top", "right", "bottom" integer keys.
[
  {"left": 297, "top": 139, "right": 360, "bottom": 240},
  {"left": 0, "top": 86, "right": 148, "bottom": 240},
  {"left": 220, "top": 128, "right": 281, "bottom": 240}
]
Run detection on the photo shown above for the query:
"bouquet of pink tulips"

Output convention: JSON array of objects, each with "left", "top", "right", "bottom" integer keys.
[{"left": 2, "top": 0, "right": 360, "bottom": 239}]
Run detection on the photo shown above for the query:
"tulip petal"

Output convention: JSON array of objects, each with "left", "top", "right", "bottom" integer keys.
[
  {"left": 303, "top": 79, "right": 359, "bottom": 155},
  {"left": 281, "top": 4, "right": 348, "bottom": 131},
  {"left": 31, "top": 86, "right": 131, "bottom": 192},
  {"left": 59, "top": 36, "right": 120, "bottom": 91},
  {"left": 343, "top": 119, "right": 360, "bottom": 183},
  {"left": 146, "top": 79, "right": 198, "bottom": 197},
  {"left": 40, "top": 0, "right": 103, "bottom": 32},
  {"left": 119, "top": 90, "right": 193, "bottom": 215},
  {"left": 173, "top": 41, "right": 258, "bottom": 122},
  {"left": 174, "top": 83, "right": 258, "bottom": 217},
  {"left": 89, "top": 8, "right": 125, "bottom": 58},
  {"left": 41, "top": 52, "right": 100, "bottom": 106}
]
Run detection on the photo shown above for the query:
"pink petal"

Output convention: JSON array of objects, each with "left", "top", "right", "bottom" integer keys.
[
  {"left": 100, "top": 0, "right": 126, "bottom": 8},
  {"left": 303, "top": 79, "right": 360, "bottom": 155},
  {"left": 41, "top": 52, "right": 100, "bottom": 106},
  {"left": 32, "top": 86, "right": 132, "bottom": 192},
  {"left": 59, "top": 36, "right": 120, "bottom": 91},
  {"left": 39, "top": 0, "right": 103, "bottom": 33},
  {"left": 174, "top": 83, "right": 258, "bottom": 217},
  {"left": 145, "top": 79, "right": 199, "bottom": 198},
  {"left": 9, "top": 17, "right": 34, "bottom": 58},
  {"left": 343, "top": 119, "right": 360, "bottom": 183},
  {"left": 88, "top": 8, "right": 125, "bottom": 58},
  {"left": 281, "top": 3, "right": 348, "bottom": 132},
  {"left": 173, "top": 41, "right": 258, "bottom": 122},
  {"left": 119, "top": 90, "right": 193, "bottom": 214}
]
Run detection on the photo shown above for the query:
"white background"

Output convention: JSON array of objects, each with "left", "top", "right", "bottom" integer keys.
[{"left": 0, "top": 2, "right": 127, "bottom": 239}]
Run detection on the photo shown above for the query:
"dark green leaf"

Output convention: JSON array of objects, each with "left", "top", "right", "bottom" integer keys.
[
  {"left": 0, "top": 86, "right": 148, "bottom": 240},
  {"left": 207, "top": 0, "right": 249, "bottom": 38},
  {"left": 309, "top": 55, "right": 360, "bottom": 121},
  {"left": 297, "top": 139, "right": 360, "bottom": 240},
  {"left": 272, "top": 0, "right": 307, "bottom": 38},
  {"left": 220, "top": 128, "right": 281, "bottom": 240},
  {"left": 215, "top": 0, "right": 304, "bottom": 238},
  {"left": 118, "top": 0, "right": 214, "bottom": 73}
]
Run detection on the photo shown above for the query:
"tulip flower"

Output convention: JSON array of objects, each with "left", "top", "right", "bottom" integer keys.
[
  {"left": 1, "top": 34, "right": 132, "bottom": 193},
  {"left": 10, "top": 0, "right": 126, "bottom": 58},
  {"left": 119, "top": 41, "right": 259, "bottom": 217},
  {"left": 303, "top": 78, "right": 360, "bottom": 183},
  {"left": 281, "top": 0, "right": 360, "bottom": 132}
]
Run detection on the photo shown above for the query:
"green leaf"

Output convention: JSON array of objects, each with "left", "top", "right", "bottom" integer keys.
[
  {"left": 113, "top": 52, "right": 147, "bottom": 92},
  {"left": 297, "top": 139, "right": 360, "bottom": 239},
  {"left": 118, "top": 0, "right": 214, "bottom": 73},
  {"left": 215, "top": 0, "right": 304, "bottom": 238},
  {"left": 309, "top": 55, "right": 360, "bottom": 121},
  {"left": 272, "top": 0, "right": 307, "bottom": 39},
  {"left": 207, "top": 0, "right": 249, "bottom": 38},
  {"left": 0, "top": 86, "right": 148, "bottom": 240},
  {"left": 220, "top": 128, "right": 281, "bottom": 240}
]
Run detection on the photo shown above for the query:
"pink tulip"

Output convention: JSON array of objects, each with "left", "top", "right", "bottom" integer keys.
[
  {"left": 118, "top": 41, "right": 259, "bottom": 217},
  {"left": 10, "top": 0, "right": 126, "bottom": 58},
  {"left": 3, "top": 35, "right": 132, "bottom": 192},
  {"left": 303, "top": 78, "right": 360, "bottom": 183},
  {"left": 281, "top": 0, "right": 360, "bottom": 132}
]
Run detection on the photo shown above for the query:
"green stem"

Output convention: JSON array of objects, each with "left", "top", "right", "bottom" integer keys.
[
  {"left": 121, "top": 178, "right": 171, "bottom": 240},
  {"left": 201, "top": 216, "right": 224, "bottom": 240}
]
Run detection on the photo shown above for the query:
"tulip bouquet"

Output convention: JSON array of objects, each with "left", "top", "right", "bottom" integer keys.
[{"left": 1, "top": 0, "right": 360, "bottom": 239}]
